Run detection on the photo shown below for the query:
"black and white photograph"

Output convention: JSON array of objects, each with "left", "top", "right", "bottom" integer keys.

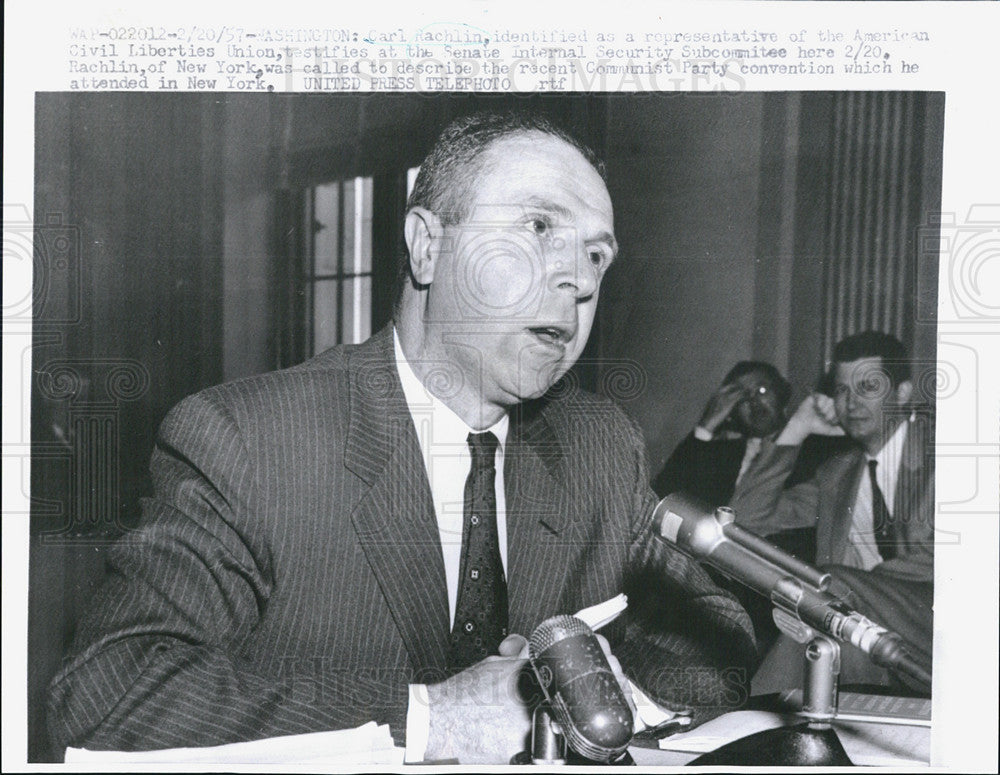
[
  {"left": 4, "top": 3, "right": 999, "bottom": 772},
  {"left": 24, "top": 90, "right": 941, "bottom": 765}
]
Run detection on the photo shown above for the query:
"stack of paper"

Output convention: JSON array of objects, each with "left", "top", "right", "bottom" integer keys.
[
  {"left": 575, "top": 593, "right": 629, "bottom": 631},
  {"left": 64, "top": 721, "right": 404, "bottom": 765}
]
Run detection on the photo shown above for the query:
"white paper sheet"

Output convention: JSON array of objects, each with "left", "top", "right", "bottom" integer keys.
[{"left": 64, "top": 721, "right": 403, "bottom": 765}]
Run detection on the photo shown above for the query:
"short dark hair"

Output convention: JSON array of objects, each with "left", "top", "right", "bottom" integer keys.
[
  {"left": 395, "top": 111, "right": 606, "bottom": 310},
  {"left": 831, "top": 331, "right": 910, "bottom": 386},
  {"left": 407, "top": 110, "right": 606, "bottom": 226},
  {"left": 722, "top": 361, "right": 792, "bottom": 407}
]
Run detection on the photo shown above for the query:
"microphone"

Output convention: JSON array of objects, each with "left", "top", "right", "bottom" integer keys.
[
  {"left": 653, "top": 492, "right": 931, "bottom": 687},
  {"left": 528, "top": 615, "right": 634, "bottom": 763}
]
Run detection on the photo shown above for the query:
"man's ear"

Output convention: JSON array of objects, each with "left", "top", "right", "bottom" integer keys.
[
  {"left": 895, "top": 379, "right": 913, "bottom": 404},
  {"left": 403, "top": 207, "right": 441, "bottom": 285}
]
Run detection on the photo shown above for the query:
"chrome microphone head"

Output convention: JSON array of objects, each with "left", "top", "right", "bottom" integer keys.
[{"left": 528, "top": 615, "right": 633, "bottom": 763}]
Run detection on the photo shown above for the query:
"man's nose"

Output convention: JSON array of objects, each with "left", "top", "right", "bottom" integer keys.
[{"left": 548, "top": 236, "right": 598, "bottom": 299}]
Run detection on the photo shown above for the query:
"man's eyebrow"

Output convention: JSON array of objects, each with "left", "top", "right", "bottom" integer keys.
[
  {"left": 522, "top": 196, "right": 573, "bottom": 219},
  {"left": 594, "top": 231, "right": 619, "bottom": 258},
  {"left": 522, "top": 196, "right": 619, "bottom": 255}
]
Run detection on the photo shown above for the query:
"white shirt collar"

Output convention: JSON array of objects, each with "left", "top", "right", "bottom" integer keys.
[
  {"left": 392, "top": 327, "right": 511, "bottom": 632},
  {"left": 392, "top": 328, "right": 509, "bottom": 452},
  {"left": 870, "top": 411, "right": 912, "bottom": 468}
]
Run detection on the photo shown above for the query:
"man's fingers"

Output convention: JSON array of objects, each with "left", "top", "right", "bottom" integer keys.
[
  {"left": 808, "top": 393, "right": 846, "bottom": 434},
  {"left": 498, "top": 633, "right": 529, "bottom": 658},
  {"left": 701, "top": 383, "right": 743, "bottom": 430},
  {"left": 594, "top": 634, "right": 621, "bottom": 676},
  {"left": 812, "top": 393, "right": 837, "bottom": 419},
  {"left": 718, "top": 384, "right": 742, "bottom": 406}
]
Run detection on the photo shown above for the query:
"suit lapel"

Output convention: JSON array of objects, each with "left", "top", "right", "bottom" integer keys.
[
  {"left": 894, "top": 410, "right": 934, "bottom": 547},
  {"left": 821, "top": 450, "right": 865, "bottom": 566},
  {"left": 504, "top": 403, "right": 577, "bottom": 635},
  {"left": 344, "top": 329, "right": 451, "bottom": 673},
  {"left": 341, "top": 333, "right": 593, "bottom": 660}
]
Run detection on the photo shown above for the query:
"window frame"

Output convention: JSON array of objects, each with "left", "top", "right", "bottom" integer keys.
[{"left": 273, "top": 165, "right": 410, "bottom": 369}]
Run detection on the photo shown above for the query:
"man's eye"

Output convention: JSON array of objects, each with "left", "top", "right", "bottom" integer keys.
[
  {"left": 588, "top": 249, "right": 606, "bottom": 268},
  {"left": 860, "top": 380, "right": 884, "bottom": 397},
  {"left": 530, "top": 218, "right": 549, "bottom": 236}
]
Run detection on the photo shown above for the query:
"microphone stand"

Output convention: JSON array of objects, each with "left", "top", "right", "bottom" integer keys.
[
  {"left": 511, "top": 706, "right": 567, "bottom": 765},
  {"left": 510, "top": 705, "right": 636, "bottom": 765},
  {"left": 689, "top": 624, "right": 853, "bottom": 766},
  {"left": 653, "top": 494, "right": 932, "bottom": 766}
]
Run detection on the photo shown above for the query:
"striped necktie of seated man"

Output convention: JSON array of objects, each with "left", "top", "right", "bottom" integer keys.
[{"left": 448, "top": 431, "right": 509, "bottom": 671}]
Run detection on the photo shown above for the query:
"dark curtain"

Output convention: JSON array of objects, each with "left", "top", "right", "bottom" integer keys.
[{"left": 818, "top": 92, "right": 941, "bottom": 373}]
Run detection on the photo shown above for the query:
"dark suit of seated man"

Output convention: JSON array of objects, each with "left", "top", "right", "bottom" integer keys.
[
  {"left": 652, "top": 361, "right": 809, "bottom": 653},
  {"left": 47, "top": 111, "right": 756, "bottom": 764},
  {"left": 730, "top": 331, "right": 934, "bottom": 696}
]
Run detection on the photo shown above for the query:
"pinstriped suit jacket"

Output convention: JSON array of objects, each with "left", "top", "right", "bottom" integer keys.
[{"left": 48, "top": 327, "right": 755, "bottom": 754}]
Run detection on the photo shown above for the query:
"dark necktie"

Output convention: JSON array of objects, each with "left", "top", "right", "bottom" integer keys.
[
  {"left": 868, "top": 459, "right": 896, "bottom": 561},
  {"left": 448, "top": 431, "right": 508, "bottom": 671}
]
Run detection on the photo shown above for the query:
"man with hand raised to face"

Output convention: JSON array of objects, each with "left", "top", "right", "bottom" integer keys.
[
  {"left": 652, "top": 361, "right": 792, "bottom": 506},
  {"left": 731, "top": 331, "right": 934, "bottom": 694},
  {"left": 48, "top": 111, "right": 756, "bottom": 764}
]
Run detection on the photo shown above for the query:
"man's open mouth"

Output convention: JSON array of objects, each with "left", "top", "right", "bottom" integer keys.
[{"left": 528, "top": 326, "right": 571, "bottom": 345}]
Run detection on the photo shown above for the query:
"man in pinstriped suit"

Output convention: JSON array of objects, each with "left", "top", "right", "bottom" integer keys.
[{"left": 48, "top": 112, "right": 756, "bottom": 763}]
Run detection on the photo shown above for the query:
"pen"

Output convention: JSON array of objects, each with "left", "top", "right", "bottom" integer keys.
[{"left": 633, "top": 715, "right": 692, "bottom": 741}]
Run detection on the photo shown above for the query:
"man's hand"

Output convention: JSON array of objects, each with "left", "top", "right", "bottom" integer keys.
[
  {"left": 424, "top": 634, "right": 533, "bottom": 763},
  {"left": 776, "top": 393, "right": 845, "bottom": 446},
  {"left": 424, "top": 631, "right": 634, "bottom": 763},
  {"left": 697, "top": 382, "right": 743, "bottom": 435}
]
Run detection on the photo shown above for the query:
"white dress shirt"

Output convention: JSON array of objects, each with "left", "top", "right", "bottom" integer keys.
[
  {"left": 845, "top": 414, "right": 911, "bottom": 570},
  {"left": 395, "top": 331, "right": 675, "bottom": 760},
  {"left": 393, "top": 330, "right": 509, "bottom": 627},
  {"left": 394, "top": 331, "right": 510, "bottom": 761}
]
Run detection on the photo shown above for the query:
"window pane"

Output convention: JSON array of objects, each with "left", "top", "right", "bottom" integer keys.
[
  {"left": 342, "top": 276, "right": 372, "bottom": 345},
  {"left": 341, "top": 180, "right": 356, "bottom": 273},
  {"left": 298, "top": 175, "right": 376, "bottom": 359},
  {"left": 313, "top": 182, "right": 341, "bottom": 275},
  {"left": 338, "top": 176, "right": 373, "bottom": 275},
  {"left": 357, "top": 176, "right": 373, "bottom": 274},
  {"left": 312, "top": 278, "right": 340, "bottom": 354}
]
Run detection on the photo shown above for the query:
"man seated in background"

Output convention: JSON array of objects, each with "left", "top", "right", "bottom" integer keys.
[
  {"left": 47, "top": 111, "right": 756, "bottom": 764},
  {"left": 652, "top": 361, "right": 833, "bottom": 652},
  {"left": 731, "top": 331, "right": 934, "bottom": 695},
  {"left": 652, "top": 361, "right": 792, "bottom": 505}
]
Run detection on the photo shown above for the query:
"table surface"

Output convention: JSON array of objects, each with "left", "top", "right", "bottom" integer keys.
[{"left": 628, "top": 695, "right": 931, "bottom": 767}]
